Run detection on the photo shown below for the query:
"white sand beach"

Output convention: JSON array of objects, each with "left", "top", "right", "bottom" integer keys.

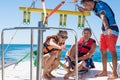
[{"left": 0, "top": 61, "right": 120, "bottom": 80}]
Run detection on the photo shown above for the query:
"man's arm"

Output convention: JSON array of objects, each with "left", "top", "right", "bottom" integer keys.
[
  {"left": 78, "top": 6, "right": 88, "bottom": 12},
  {"left": 78, "top": 42, "right": 96, "bottom": 60},
  {"left": 100, "top": 11, "right": 109, "bottom": 30},
  {"left": 100, "top": 11, "right": 112, "bottom": 35}
]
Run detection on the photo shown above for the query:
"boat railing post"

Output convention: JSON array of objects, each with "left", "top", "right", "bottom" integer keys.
[
  {"left": 70, "top": 30, "right": 78, "bottom": 80},
  {"left": 75, "top": 32, "right": 78, "bottom": 80},
  {"left": 1, "top": 27, "right": 78, "bottom": 80},
  {"left": 1, "top": 30, "right": 5, "bottom": 80},
  {"left": 37, "top": 21, "right": 44, "bottom": 80},
  {"left": 30, "top": 29, "right": 33, "bottom": 80}
]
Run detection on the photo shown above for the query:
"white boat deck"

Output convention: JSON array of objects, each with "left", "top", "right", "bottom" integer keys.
[{"left": 0, "top": 61, "right": 120, "bottom": 80}]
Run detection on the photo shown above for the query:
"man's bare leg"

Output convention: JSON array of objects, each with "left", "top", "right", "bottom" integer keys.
[
  {"left": 108, "top": 52, "right": 118, "bottom": 79},
  {"left": 64, "top": 62, "right": 83, "bottom": 79},
  {"left": 95, "top": 50, "right": 107, "bottom": 77}
]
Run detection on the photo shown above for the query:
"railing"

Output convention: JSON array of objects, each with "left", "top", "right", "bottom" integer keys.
[{"left": 1, "top": 21, "right": 78, "bottom": 80}]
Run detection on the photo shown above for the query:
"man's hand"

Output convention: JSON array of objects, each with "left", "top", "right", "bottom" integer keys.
[
  {"left": 78, "top": 6, "right": 85, "bottom": 12},
  {"left": 106, "top": 28, "right": 112, "bottom": 35},
  {"left": 71, "top": 56, "right": 75, "bottom": 61}
]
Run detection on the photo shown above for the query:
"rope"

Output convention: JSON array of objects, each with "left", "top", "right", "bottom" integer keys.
[
  {"left": 4, "top": 0, "right": 38, "bottom": 54},
  {"left": 41, "top": 0, "right": 47, "bottom": 23},
  {"left": 4, "top": 22, "right": 22, "bottom": 54},
  {"left": 65, "top": 0, "right": 78, "bottom": 4},
  {"left": 83, "top": 10, "right": 113, "bottom": 71},
  {"left": 75, "top": 4, "right": 113, "bottom": 70},
  {"left": 84, "top": 17, "right": 99, "bottom": 44},
  {"left": 75, "top": 4, "right": 99, "bottom": 44},
  {"left": 43, "top": 0, "right": 66, "bottom": 24}
]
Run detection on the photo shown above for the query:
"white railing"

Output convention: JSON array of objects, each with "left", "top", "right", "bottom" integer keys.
[{"left": 1, "top": 21, "right": 78, "bottom": 80}]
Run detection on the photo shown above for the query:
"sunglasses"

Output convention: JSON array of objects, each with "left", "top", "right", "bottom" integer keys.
[{"left": 60, "top": 35, "right": 68, "bottom": 39}]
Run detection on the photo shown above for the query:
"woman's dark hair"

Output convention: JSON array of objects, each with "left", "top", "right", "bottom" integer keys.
[{"left": 58, "top": 30, "right": 68, "bottom": 35}]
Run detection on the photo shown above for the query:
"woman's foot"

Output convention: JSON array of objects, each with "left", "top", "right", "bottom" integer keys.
[
  {"left": 43, "top": 74, "right": 51, "bottom": 80},
  {"left": 95, "top": 71, "right": 107, "bottom": 77},
  {"left": 47, "top": 72, "right": 56, "bottom": 78},
  {"left": 64, "top": 73, "right": 70, "bottom": 79},
  {"left": 63, "top": 65, "right": 70, "bottom": 72},
  {"left": 64, "top": 71, "right": 74, "bottom": 79}
]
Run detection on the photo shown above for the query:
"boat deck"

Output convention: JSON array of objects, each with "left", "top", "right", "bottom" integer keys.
[{"left": 0, "top": 61, "right": 120, "bottom": 80}]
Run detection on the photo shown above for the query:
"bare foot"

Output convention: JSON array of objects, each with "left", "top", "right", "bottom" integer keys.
[
  {"left": 64, "top": 73, "right": 70, "bottom": 79},
  {"left": 47, "top": 72, "right": 56, "bottom": 78},
  {"left": 107, "top": 73, "right": 118, "bottom": 80},
  {"left": 43, "top": 74, "right": 51, "bottom": 80},
  {"left": 95, "top": 71, "right": 107, "bottom": 77},
  {"left": 63, "top": 66, "right": 70, "bottom": 72},
  {"left": 64, "top": 71, "right": 74, "bottom": 79}
]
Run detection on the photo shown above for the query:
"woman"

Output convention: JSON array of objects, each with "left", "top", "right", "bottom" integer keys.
[{"left": 42, "top": 30, "right": 68, "bottom": 80}]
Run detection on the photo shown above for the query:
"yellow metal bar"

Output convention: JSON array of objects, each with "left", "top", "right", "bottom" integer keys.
[
  {"left": 27, "top": 12, "right": 31, "bottom": 24},
  {"left": 78, "top": 16, "right": 81, "bottom": 27},
  {"left": 23, "top": 11, "right": 27, "bottom": 23},
  {"left": 59, "top": 14, "right": 63, "bottom": 26},
  {"left": 19, "top": 7, "right": 90, "bottom": 16},
  {"left": 41, "top": 13, "right": 44, "bottom": 22},
  {"left": 82, "top": 16, "right": 85, "bottom": 27},
  {"left": 41, "top": 13, "right": 48, "bottom": 25},
  {"left": 63, "top": 14, "right": 67, "bottom": 26},
  {"left": 46, "top": 13, "right": 48, "bottom": 25}
]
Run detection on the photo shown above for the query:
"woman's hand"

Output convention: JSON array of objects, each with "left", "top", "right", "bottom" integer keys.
[{"left": 60, "top": 45, "right": 66, "bottom": 50}]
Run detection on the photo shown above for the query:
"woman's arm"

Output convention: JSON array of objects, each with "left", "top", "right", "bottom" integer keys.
[{"left": 49, "top": 38, "right": 65, "bottom": 50}]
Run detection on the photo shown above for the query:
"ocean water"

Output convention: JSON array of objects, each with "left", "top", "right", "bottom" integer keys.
[{"left": 0, "top": 44, "right": 120, "bottom": 63}]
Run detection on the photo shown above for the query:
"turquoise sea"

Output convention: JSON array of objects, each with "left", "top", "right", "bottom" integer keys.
[{"left": 0, "top": 44, "right": 120, "bottom": 63}]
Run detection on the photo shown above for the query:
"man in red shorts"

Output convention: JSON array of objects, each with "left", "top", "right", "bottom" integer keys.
[{"left": 78, "top": 0, "right": 119, "bottom": 79}]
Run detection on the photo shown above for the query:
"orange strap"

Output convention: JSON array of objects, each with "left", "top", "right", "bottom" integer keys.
[
  {"left": 67, "top": 0, "right": 78, "bottom": 4},
  {"left": 43, "top": 0, "right": 66, "bottom": 24},
  {"left": 43, "top": 46, "right": 60, "bottom": 54},
  {"left": 43, "top": 46, "right": 53, "bottom": 54},
  {"left": 74, "top": 0, "right": 78, "bottom": 3}
]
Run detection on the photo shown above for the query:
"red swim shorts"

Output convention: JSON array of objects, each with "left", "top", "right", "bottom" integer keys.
[{"left": 100, "top": 34, "right": 118, "bottom": 52}]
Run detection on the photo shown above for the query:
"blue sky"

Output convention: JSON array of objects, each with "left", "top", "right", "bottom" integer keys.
[{"left": 0, "top": 0, "right": 120, "bottom": 45}]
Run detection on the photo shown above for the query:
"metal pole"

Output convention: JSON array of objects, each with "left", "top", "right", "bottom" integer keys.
[
  {"left": 1, "top": 27, "right": 77, "bottom": 80},
  {"left": 36, "top": 21, "right": 44, "bottom": 80},
  {"left": 30, "top": 29, "right": 33, "bottom": 80},
  {"left": 75, "top": 32, "right": 78, "bottom": 80},
  {"left": 1, "top": 30, "right": 4, "bottom": 80}
]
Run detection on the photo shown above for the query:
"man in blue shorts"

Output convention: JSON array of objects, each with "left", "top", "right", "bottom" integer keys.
[{"left": 78, "top": 0, "right": 119, "bottom": 79}]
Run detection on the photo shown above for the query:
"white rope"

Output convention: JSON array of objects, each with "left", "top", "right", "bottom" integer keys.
[
  {"left": 84, "top": 13, "right": 113, "bottom": 70},
  {"left": 4, "top": 0, "right": 38, "bottom": 54},
  {"left": 4, "top": 22, "right": 22, "bottom": 54},
  {"left": 84, "top": 17, "right": 99, "bottom": 44},
  {"left": 75, "top": 4, "right": 113, "bottom": 70}
]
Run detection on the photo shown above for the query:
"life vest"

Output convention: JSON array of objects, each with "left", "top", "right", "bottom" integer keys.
[
  {"left": 78, "top": 37, "right": 95, "bottom": 57},
  {"left": 43, "top": 35, "right": 64, "bottom": 54}
]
